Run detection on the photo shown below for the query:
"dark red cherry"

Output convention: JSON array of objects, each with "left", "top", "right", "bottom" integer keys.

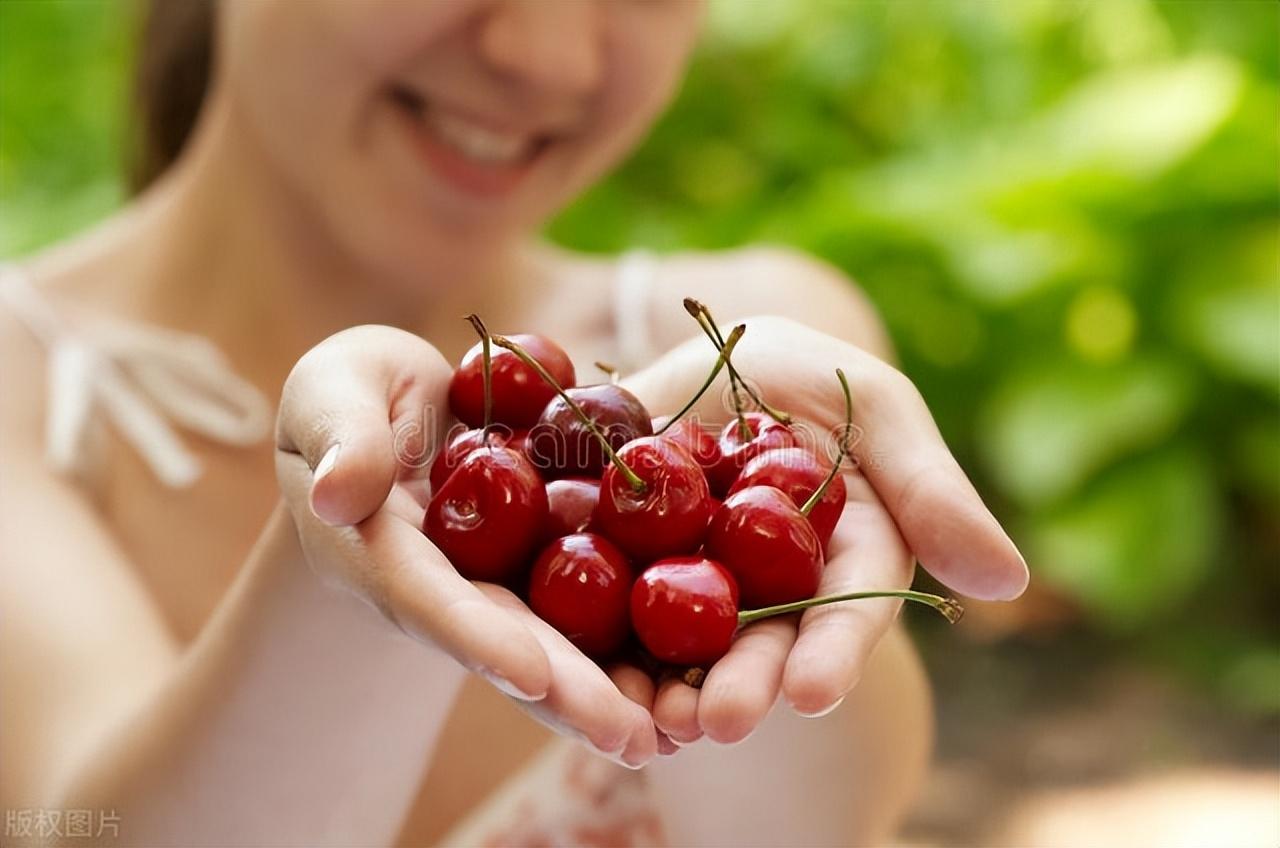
[
  {"left": 429, "top": 427, "right": 511, "bottom": 493},
  {"left": 630, "top": 556, "right": 739, "bottom": 666},
  {"left": 424, "top": 447, "right": 548, "bottom": 583},
  {"left": 449, "top": 334, "right": 575, "bottom": 429},
  {"left": 655, "top": 417, "right": 723, "bottom": 481},
  {"left": 544, "top": 477, "right": 601, "bottom": 540},
  {"left": 710, "top": 412, "right": 796, "bottom": 495},
  {"left": 730, "top": 447, "right": 846, "bottom": 551},
  {"left": 528, "top": 533, "right": 633, "bottom": 658},
  {"left": 595, "top": 437, "right": 712, "bottom": 562},
  {"left": 535, "top": 384, "right": 652, "bottom": 477},
  {"left": 705, "top": 485, "right": 823, "bottom": 608},
  {"left": 506, "top": 428, "right": 532, "bottom": 458}
]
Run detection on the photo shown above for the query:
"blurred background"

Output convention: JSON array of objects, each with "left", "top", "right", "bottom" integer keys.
[{"left": 2, "top": 0, "right": 1276, "bottom": 844}]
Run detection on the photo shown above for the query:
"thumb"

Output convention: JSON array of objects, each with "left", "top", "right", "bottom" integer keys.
[{"left": 276, "top": 325, "right": 451, "bottom": 526}]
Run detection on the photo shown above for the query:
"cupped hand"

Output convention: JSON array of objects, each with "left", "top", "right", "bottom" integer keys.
[
  {"left": 622, "top": 315, "right": 1028, "bottom": 745},
  {"left": 274, "top": 325, "right": 656, "bottom": 767}
]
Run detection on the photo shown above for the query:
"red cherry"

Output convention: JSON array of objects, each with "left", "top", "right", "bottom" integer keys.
[
  {"left": 710, "top": 412, "right": 796, "bottom": 495},
  {"left": 730, "top": 447, "right": 846, "bottom": 551},
  {"left": 429, "top": 427, "right": 510, "bottom": 493},
  {"left": 630, "top": 556, "right": 739, "bottom": 666},
  {"left": 544, "top": 477, "right": 601, "bottom": 539},
  {"left": 506, "top": 428, "right": 532, "bottom": 458},
  {"left": 705, "top": 485, "right": 823, "bottom": 608},
  {"left": 528, "top": 533, "right": 633, "bottom": 658},
  {"left": 656, "top": 417, "right": 723, "bottom": 483},
  {"left": 449, "top": 334, "right": 575, "bottom": 428},
  {"left": 424, "top": 447, "right": 548, "bottom": 583},
  {"left": 595, "top": 437, "right": 713, "bottom": 562},
  {"left": 534, "top": 384, "right": 652, "bottom": 478}
]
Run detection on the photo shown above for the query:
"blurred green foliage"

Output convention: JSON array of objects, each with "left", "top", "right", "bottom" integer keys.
[{"left": 2, "top": 0, "right": 1277, "bottom": 710}]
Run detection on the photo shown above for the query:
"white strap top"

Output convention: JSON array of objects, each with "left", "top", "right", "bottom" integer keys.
[
  {"left": 1, "top": 253, "right": 656, "bottom": 489},
  {"left": 0, "top": 266, "right": 273, "bottom": 488}
]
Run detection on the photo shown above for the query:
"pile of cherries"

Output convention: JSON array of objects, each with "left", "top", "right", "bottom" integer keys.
[{"left": 424, "top": 302, "right": 960, "bottom": 674}]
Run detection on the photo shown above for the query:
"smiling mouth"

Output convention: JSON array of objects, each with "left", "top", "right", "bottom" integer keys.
[{"left": 390, "top": 85, "right": 549, "bottom": 169}]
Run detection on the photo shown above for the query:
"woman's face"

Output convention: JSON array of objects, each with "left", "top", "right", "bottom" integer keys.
[{"left": 217, "top": 0, "right": 703, "bottom": 286}]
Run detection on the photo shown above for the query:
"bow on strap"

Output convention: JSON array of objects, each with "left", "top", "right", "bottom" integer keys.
[{"left": 1, "top": 269, "right": 272, "bottom": 489}]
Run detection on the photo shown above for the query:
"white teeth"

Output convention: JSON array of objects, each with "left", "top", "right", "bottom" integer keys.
[{"left": 424, "top": 109, "right": 532, "bottom": 164}]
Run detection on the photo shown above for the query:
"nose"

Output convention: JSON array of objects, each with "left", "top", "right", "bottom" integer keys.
[{"left": 477, "top": 0, "right": 603, "bottom": 97}]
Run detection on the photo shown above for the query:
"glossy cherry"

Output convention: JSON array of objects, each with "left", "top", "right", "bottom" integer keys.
[
  {"left": 429, "top": 426, "right": 511, "bottom": 493},
  {"left": 730, "top": 447, "right": 846, "bottom": 550},
  {"left": 710, "top": 412, "right": 797, "bottom": 495},
  {"left": 528, "top": 533, "right": 633, "bottom": 658},
  {"left": 424, "top": 446, "right": 549, "bottom": 582},
  {"left": 705, "top": 485, "right": 823, "bottom": 608},
  {"left": 534, "top": 384, "right": 652, "bottom": 478},
  {"left": 449, "top": 333, "right": 575, "bottom": 428},
  {"left": 630, "top": 556, "right": 740, "bottom": 666},
  {"left": 656, "top": 417, "right": 723, "bottom": 481},
  {"left": 544, "top": 477, "right": 601, "bottom": 540},
  {"left": 595, "top": 437, "right": 713, "bottom": 562}
]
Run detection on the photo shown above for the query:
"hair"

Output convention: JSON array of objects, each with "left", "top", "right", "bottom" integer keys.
[{"left": 129, "top": 0, "right": 215, "bottom": 193}]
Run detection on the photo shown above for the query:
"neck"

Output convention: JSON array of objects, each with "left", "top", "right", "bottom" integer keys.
[{"left": 62, "top": 88, "right": 531, "bottom": 393}]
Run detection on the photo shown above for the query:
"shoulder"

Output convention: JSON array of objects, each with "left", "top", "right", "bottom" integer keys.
[
  {"left": 0, "top": 289, "right": 49, "bottom": 458},
  {"left": 646, "top": 245, "right": 896, "bottom": 361}
]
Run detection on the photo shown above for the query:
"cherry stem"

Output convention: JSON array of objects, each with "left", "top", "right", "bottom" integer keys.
[
  {"left": 684, "top": 299, "right": 793, "bottom": 428},
  {"left": 800, "top": 368, "right": 852, "bottom": 517},
  {"left": 595, "top": 362, "right": 621, "bottom": 386},
  {"left": 684, "top": 298, "right": 751, "bottom": 438},
  {"left": 737, "top": 589, "right": 964, "bottom": 627},
  {"left": 465, "top": 314, "right": 495, "bottom": 446},
  {"left": 490, "top": 334, "right": 646, "bottom": 493},
  {"left": 656, "top": 324, "right": 746, "bottom": 435}
]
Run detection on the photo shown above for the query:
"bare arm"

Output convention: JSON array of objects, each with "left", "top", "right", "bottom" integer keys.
[{"left": 1, "top": 324, "right": 654, "bottom": 847}]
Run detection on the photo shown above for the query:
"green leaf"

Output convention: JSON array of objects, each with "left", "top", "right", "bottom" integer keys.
[
  {"left": 1029, "top": 446, "right": 1221, "bottom": 629},
  {"left": 980, "top": 356, "right": 1196, "bottom": 507}
]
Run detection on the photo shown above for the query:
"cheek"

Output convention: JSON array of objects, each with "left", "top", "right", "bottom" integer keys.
[
  {"left": 565, "top": 11, "right": 701, "bottom": 178},
  {"left": 220, "top": 0, "right": 477, "bottom": 167}
]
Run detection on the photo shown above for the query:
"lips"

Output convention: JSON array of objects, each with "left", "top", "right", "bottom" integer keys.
[{"left": 389, "top": 85, "right": 550, "bottom": 196}]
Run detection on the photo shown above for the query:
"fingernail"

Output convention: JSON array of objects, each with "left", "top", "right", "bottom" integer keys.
[
  {"left": 795, "top": 695, "right": 845, "bottom": 719},
  {"left": 656, "top": 731, "right": 680, "bottom": 756},
  {"left": 314, "top": 443, "right": 341, "bottom": 481},
  {"left": 619, "top": 743, "right": 650, "bottom": 770},
  {"left": 476, "top": 667, "right": 545, "bottom": 702},
  {"left": 309, "top": 444, "right": 342, "bottom": 524}
]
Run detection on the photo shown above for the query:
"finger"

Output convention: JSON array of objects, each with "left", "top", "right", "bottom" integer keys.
[
  {"left": 766, "top": 331, "right": 1025, "bottom": 600},
  {"left": 328, "top": 503, "right": 552, "bottom": 702},
  {"left": 652, "top": 677, "right": 703, "bottom": 745},
  {"left": 629, "top": 320, "right": 1028, "bottom": 600},
  {"left": 782, "top": 480, "right": 914, "bottom": 716},
  {"left": 276, "top": 325, "right": 451, "bottom": 526},
  {"left": 608, "top": 664, "right": 676, "bottom": 755},
  {"left": 481, "top": 587, "right": 658, "bottom": 769},
  {"left": 697, "top": 617, "right": 796, "bottom": 744},
  {"left": 607, "top": 663, "right": 657, "bottom": 711}
]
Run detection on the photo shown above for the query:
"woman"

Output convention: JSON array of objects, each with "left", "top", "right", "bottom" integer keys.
[{"left": 0, "top": 2, "right": 1028, "bottom": 845}]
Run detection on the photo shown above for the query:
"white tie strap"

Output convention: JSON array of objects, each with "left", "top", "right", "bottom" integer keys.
[{"left": 1, "top": 267, "right": 272, "bottom": 489}]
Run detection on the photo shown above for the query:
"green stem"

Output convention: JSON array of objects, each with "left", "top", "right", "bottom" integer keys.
[
  {"left": 656, "top": 324, "right": 746, "bottom": 435},
  {"left": 684, "top": 298, "right": 751, "bottom": 438},
  {"left": 491, "top": 334, "right": 646, "bottom": 492},
  {"left": 465, "top": 314, "right": 494, "bottom": 445},
  {"left": 594, "top": 361, "right": 621, "bottom": 386},
  {"left": 685, "top": 299, "right": 792, "bottom": 427},
  {"left": 737, "top": 589, "right": 964, "bottom": 627},
  {"left": 800, "top": 368, "right": 852, "bottom": 516}
]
